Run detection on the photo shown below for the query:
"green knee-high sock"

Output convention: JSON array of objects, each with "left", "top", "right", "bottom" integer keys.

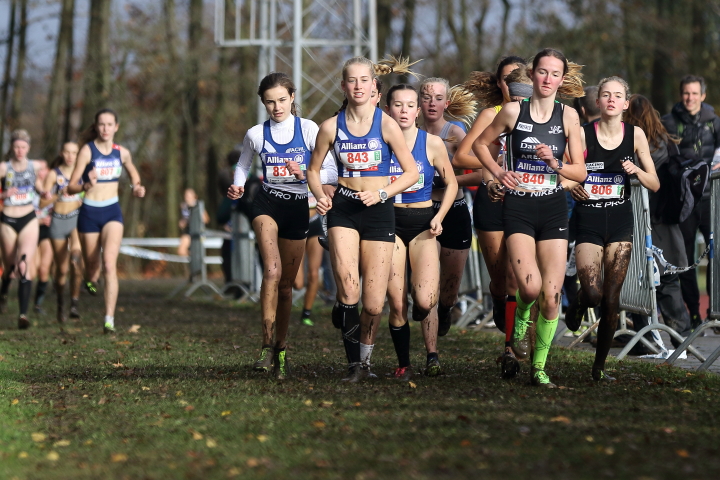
[
  {"left": 513, "top": 290, "right": 535, "bottom": 341},
  {"left": 532, "top": 313, "right": 558, "bottom": 371}
]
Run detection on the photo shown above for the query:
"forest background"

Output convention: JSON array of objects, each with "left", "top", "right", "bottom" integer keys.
[{"left": 0, "top": 0, "right": 718, "bottom": 247}]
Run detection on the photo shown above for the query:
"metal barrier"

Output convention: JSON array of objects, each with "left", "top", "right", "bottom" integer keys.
[
  {"left": 221, "top": 210, "right": 260, "bottom": 302},
  {"left": 662, "top": 170, "right": 720, "bottom": 369}
]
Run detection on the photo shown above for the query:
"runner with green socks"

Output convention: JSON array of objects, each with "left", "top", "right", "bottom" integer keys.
[{"left": 472, "top": 49, "right": 587, "bottom": 387}]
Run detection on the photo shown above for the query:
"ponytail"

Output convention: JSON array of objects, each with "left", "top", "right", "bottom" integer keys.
[
  {"left": 341, "top": 55, "right": 422, "bottom": 80},
  {"left": 445, "top": 85, "right": 477, "bottom": 128}
]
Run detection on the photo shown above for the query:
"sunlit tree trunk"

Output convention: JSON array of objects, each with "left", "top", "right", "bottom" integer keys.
[
  {"left": 182, "top": 0, "right": 203, "bottom": 191},
  {"left": 376, "top": 0, "right": 393, "bottom": 58},
  {"left": 0, "top": 0, "right": 17, "bottom": 155},
  {"left": 81, "top": 0, "right": 111, "bottom": 129},
  {"left": 163, "top": 0, "right": 181, "bottom": 238}
]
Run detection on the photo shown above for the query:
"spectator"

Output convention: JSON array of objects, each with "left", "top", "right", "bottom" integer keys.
[
  {"left": 177, "top": 188, "right": 209, "bottom": 257},
  {"left": 661, "top": 75, "right": 720, "bottom": 329},
  {"left": 627, "top": 94, "right": 691, "bottom": 350}
]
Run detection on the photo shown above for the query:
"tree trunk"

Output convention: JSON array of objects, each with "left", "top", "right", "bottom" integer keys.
[
  {"left": 494, "top": 0, "right": 511, "bottom": 62},
  {"left": 0, "top": 0, "right": 17, "bottom": 155},
  {"left": 44, "top": 0, "right": 75, "bottom": 161},
  {"left": 163, "top": 0, "right": 181, "bottom": 238},
  {"left": 650, "top": 0, "right": 670, "bottom": 112},
  {"left": 690, "top": 0, "right": 707, "bottom": 76},
  {"left": 82, "top": 0, "right": 112, "bottom": 128},
  {"left": 183, "top": 0, "right": 203, "bottom": 191},
  {"left": 62, "top": 7, "right": 75, "bottom": 144},
  {"left": 8, "top": 0, "right": 27, "bottom": 132},
  {"left": 376, "top": 0, "right": 393, "bottom": 58},
  {"left": 397, "top": 0, "right": 416, "bottom": 83}
]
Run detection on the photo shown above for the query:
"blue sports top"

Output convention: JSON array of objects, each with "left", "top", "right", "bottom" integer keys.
[
  {"left": 260, "top": 116, "right": 310, "bottom": 185},
  {"left": 54, "top": 167, "right": 83, "bottom": 203},
  {"left": 85, "top": 142, "right": 123, "bottom": 183},
  {"left": 333, "top": 108, "right": 392, "bottom": 178},
  {"left": 389, "top": 129, "right": 433, "bottom": 204}
]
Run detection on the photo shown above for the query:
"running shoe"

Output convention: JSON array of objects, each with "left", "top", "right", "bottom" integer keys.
[
  {"left": 592, "top": 368, "right": 616, "bottom": 383},
  {"left": 84, "top": 281, "right": 98, "bottom": 296},
  {"left": 103, "top": 323, "right": 116, "bottom": 334},
  {"left": 57, "top": 306, "right": 66, "bottom": 325},
  {"left": 300, "top": 316, "right": 314, "bottom": 327},
  {"left": 530, "top": 367, "right": 557, "bottom": 388},
  {"left": 341, "top": 363, "right": 364, "bottom": 383},
  {"left": 500, "top": 349, "right": 520, "bottom": 379},
  {"left": 253, "top": 345, "right": 274, "bottom": 372},
  {"left": 425, "top": 357, "right": 441, "bottom": 377},
  {"left": 512, "top": 316, "right": 532, "bottom": 360},
  {"left": 18, "top": 315, "right": 30, "bottom": 330},
  {"left": 437, "top": 310, "right": 452, "bottom": 337},
  {"left": 69, "top": 304, "right": 80, "bottom": 319},
  {"left": 393, "top": 366, "right": 412, "bottom": 381},
  {"left": 273, "top": 349, "right": 289, "bottom": 380},
  {"left": 564, "top": 298, "right": 584, "bottom": 332}
]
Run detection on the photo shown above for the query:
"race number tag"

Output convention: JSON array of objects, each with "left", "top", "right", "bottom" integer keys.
[
  {"left": 390, "top": 173, "right": 425, "bottom": 192},
  {"left": 263, "top": 153, "right": 306, "bottom": 184},
  {"left": 8, "top": 186, "right": 35, "bottom": 206},
  {"left": 336, "top": 138, "right": 383, "bottom": 171},
  {"left": 95, "top": 159, "right": 123, "bottom": 181},
  {"left": 584, "top": 173, "right": 625, "bottom": 200},
  {"left": 515, "top": 159, "right": 557, "bottom": 191}
]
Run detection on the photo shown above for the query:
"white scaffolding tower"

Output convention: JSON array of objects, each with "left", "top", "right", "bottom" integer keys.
[{"left": 214, "top": 0, "right": 378, "bottom": 122}]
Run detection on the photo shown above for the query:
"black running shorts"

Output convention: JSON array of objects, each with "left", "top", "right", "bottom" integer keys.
[
  {"left": 307, "top": 214, "right": 324, "bottom": 238},
  {"left": 574, "top": 200, "right": 634, "bottom": 247},
  {"left": 394, "top": 207, "right": 434, "bottom": 247},
  {"left": 327, "top": 186, "right": 395, "bottom": 243},
  {"left": 503, "top": 189, "right": 568, "bottom": 241},
  {"left": 433, "top": 198, "right": 472, "bottom": 250},
  {"left": 250, "top": 185, "right": 309, "bottom": 241},
  {"left": 473, "top": 182, "right": 504, "bottom": 232}
]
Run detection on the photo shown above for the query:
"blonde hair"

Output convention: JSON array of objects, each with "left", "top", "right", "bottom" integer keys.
[
  {"left": 342, "top": 55, "right": 421, "bottom": 80},
  {"left": 421, "top": 78, "right": 477, "bottom": 128},
  {"left": 463, "top": 71, "right": 505, "bottom": 108},
  {"left": 597, "top": 75, "right": 631, "bottom": 99},
  {"left": 504, "top": 67, "right": 532, "bottom": 86}
]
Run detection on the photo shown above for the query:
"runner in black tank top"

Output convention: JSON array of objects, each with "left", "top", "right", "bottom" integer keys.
[
  {"left": 472, "top": 49, "right": 587, "bottom": 388},
  {"left": 564, "top": 77, "right": 659, "bottom": 382}
]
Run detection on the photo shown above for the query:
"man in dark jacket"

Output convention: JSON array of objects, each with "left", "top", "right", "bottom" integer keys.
[{"left": 662, "top": 75, "right": 720, "bottom": 329}]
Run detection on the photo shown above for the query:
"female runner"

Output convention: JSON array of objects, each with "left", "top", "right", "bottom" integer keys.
[
  {"left": 40, "top": 141, "right": 84, "bottom": 324},
  {"left": 0, "top": 130, "right": 46, "bottom": 328},
  {"left": 564, "top": 78, "right": 659, "bottom": 381},
  {"left": 419, "top": 77, "right": 476, "bottom": 351},
  {"left": 228, "top": 72, "right": 337, "bottom": 379},
  {"left": 454, "top": 57, "right": 527, "bottom": 377},
  {"left": 473, "top": 49, "right": 587, "bottom": 387},
  {"left": 67, "top": 109, "right": 146, "bottom": 334},
  {"left": 307, "top": 56, "right": 419, "bottom": 382},
  {"left": 383, "top": 84, "right": 458, "bottom": 378}
]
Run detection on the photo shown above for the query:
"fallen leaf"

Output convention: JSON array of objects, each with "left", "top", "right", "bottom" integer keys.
[
  {"left": 604, "top": 446, "right": 615, "bottom": 455},
  {"left": 227, "top": 467, "right": 241, "bottom": 477},
  {"left": 46, "top": 451, "right": 60, "bottom": 461},
  {"left": 354, "top": 402, "right": 361, "bottom": 407},
  {"left": 322, "top": 348, "right": 331, "bottom": 353},
  {"left": 550, "top": 416, "right": 571, "bottom": 424},
  {"left": 408, "top": 381, "right": 417, "bottom": 389},
  {"left": 303, "top": 400, "right": 312, "bottom": 406},
  {"left": 662, "top": 427, "right": 676, "bottom": 434},
  {"left": 676, "top": 449, "right": 690, "bottom": 458},
  {"left": 585, "top": 436, "right": 594, "bottom": 442},
  {"left": 118, "top": 307, "right": 125, "bottom": 312},
  {"left": 31, "top": 433, "right": 47, "bottom": 442},
  {"left": 18, "top": 452, "right": 28, "bottom": 458},
  {"left": 189, "top": 429, "right": 203, "bottom": 440},
  {"left": 116, "top": 341, "right": 132, "bottom": 346},
  {"left": 54, "top": 440, "right": 71, "bottom": 447},
  {"left": 221, "top": 410, "right": 232, "bottom": 416},
  {"left": 112, "top": 363, "right": 124, "bottom": 368},
  {"left": 315, "top": 460, "right": 330, "bottom": 467},
  {"left": 178, "top": 400, "right": 189, "bottom": 406},
  {"left": 319, "top": 401, "right": 333, "bottom": 408},
  {"left": 460, "top": 440, "right": 471, "bottom": 447},
  {"left": 682, "top": 390, "right": 692, "bottom": 394},
  {"left": 94, "top": 349, "right": 107, "bottom": 354},
  {"left": 184, "top": 405, "right": 195, "bottom": 412},
  {"left": 98, "top": 397, "right": 107, "bottom": 405},
  {"left": 141, "top": 387, "right": 150, "bottom": 391},
  {"left": 84, "top": 440, "right": 93, "bottom": 446},
  {"left": 246, "top": 458, "right": 259, "bottom": 468},
  {"left": 312, "top": 421, "right": 326, "bottom": 429},
  {"left": 111, "top": 453, "right": 128, "bottom": 463},
  {"left": 128, "top": 324, "right": 141, "bottom": 333},
  {"left": 257, "top": 435, "right": 269, "bottom": 442},
  {"left": 206, "top": 438, "right": 217, "bottom": 448},
  {"left": 11, "top": 398, "right": 18, "bottom": 405}
]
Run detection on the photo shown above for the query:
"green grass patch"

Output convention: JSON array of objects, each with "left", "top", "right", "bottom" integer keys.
[{"left": 1, "top": 280, "right": 719, "bottom": 479}]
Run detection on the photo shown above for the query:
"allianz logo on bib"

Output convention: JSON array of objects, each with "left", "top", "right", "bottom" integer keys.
[
  {"left": 588, "top": 174, "right": 624, "bottom": 184},
  {"left": 516, "top": 122, "right": 533, "bottom": 132},
  {"left": 338, "top": 138, "right": 381, "bottom": 151}
]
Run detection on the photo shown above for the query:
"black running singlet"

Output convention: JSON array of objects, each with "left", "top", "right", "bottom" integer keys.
[
  {"left": 507, "top": 99, "right": 566, "bottom": 192},
  {"left": 581, "top": 122, "right": 634, "bottom": 207}
]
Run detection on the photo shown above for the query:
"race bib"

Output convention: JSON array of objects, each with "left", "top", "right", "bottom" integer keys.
[
  {"left": 8, "top": 186, "right": 35, "bottom": 206},
  {"left": 584, "top": 173, "right": 625, "bottom": 200},
  {"left": 95, "top": 159, "right": 123, "bottom": 181},
  {"left": 391, "top": 173, "right": 424, "bottom": 193},
  {"left": 263, "top": 153, "right": 306, "bottom": 184},
  {"left": 336, "top": 138, "right": 383, "bottom": 171},
  {"left": 515, "top": 159, "right": 557, "bottom": 191}
]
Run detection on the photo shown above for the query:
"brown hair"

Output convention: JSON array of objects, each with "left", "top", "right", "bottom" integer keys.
[
  {"left": 529, "top": 48, "right": 585, "bottom": 98},
  {"left": 386, "top": 83, "right": 419, "bottom": 105},
  {"left": 597, "top": 76, "right": 630, "bottom": 99},
  {"left": 624, "top": 94, "right": 679, "bottom": 152},
  {"left": 79, "top": 108, "right": 119, "bottom": 149},
  {"left": 4, "top": 129, "right": 31, "bottom": 161},
  {"left": 573, "top": 86, "right": 600, "bottom": 123},
  {"left": 679, "top": 74, "right": 706, "bottom": 95},
  {"left": 49, "top": 141, "right": 79, "bottom": 169},
  {"left": 257, "top": 72, "right": 298, "bottom": 116},
  {"left": 463, "top": 55, "right": 526, "bottom": 108}
]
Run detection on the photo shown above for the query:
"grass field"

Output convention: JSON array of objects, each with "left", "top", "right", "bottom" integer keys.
[{"left": 1, "top": 279, "right": 719, "bottom": 479}]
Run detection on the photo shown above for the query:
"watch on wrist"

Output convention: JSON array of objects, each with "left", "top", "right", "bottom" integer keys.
[
  {"left": 555, "top": 158, "right": 564, "bottom": 170},
  {"left": 378, "top": 189, "right": 388, "bottom": 203}
]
